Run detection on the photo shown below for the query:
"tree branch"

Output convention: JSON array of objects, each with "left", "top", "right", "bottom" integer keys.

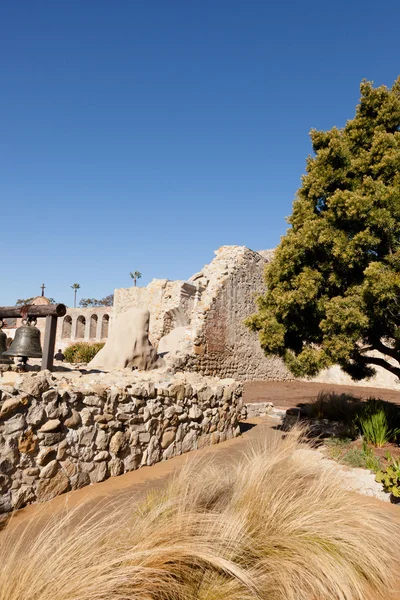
[
  {"left": 368, "top": 338, "right": 400, "bottom": 363},
  {"left": 359, "top": 354, "right": 400, "bottom": 379}
]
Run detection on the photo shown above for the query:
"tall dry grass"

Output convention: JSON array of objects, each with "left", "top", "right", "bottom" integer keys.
[{"left": 0, "top": 429, "right": 399, "bottom": 599}]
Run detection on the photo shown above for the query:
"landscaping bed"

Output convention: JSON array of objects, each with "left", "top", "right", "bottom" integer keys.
[{"left": 282, "top": 392, "right": 400, "bottom": 502}]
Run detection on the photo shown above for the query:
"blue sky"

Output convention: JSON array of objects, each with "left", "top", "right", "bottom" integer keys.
[{"left": 1, "top": 1, "right": 399, "bottom": 307}]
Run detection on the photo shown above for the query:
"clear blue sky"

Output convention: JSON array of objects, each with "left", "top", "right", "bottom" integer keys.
[{"left": 1, "top": 1, "right": 399, "bottom": 307}]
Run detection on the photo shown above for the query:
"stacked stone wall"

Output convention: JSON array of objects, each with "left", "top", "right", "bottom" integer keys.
[{"left": 0, "top": 370, "right": 242, "bottom": 513}]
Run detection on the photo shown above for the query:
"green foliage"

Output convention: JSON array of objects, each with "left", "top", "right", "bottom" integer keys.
[
  {"left": 129, "top": 271, "right": 142, "bottom": 286},
  {"left": 247, "top": 78, "right": 400, "bottom": 380},
  {"left": 64, "top": 342, "right": 104, "bottom": 364},
  {"left": 376, "top": 458, "right": 400, "bottom": 497},
  {"left": 79, "top": 294, "right": 114, "bottom": 308},
  {"left": 341, "top": 441, "right": 382, "bottom": 472},
  {"left": 355, "top": 399, "right": 400, "bottom": 447}
]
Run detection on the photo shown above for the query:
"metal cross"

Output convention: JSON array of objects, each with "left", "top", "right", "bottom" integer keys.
[{"left": 41, "top": 283, "right": 46, "bottom": 297}]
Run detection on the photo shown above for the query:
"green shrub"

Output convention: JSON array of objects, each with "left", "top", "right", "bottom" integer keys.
[
  {"left": 376, "top": 458, "right": 400, "bottom": 498},
  {"left": 341, "top": 441, "right": 382, "bottom": 472},
  {"left": 64, "top": 342, "right": 104, "bottom": 364},
  {"left": 355, "top": 399, "right": 400, "bottom": 447}
]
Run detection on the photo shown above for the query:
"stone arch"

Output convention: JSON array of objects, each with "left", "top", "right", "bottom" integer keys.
[
  {"left": 62, "top": 315, "right": 72, "bottom": 339},
  {"left": 76, "top": 315, "right": 86, "bottom": 339},
  {"left": 89, "top": 314, "right": 98, "bottom": 339},
  {"left": 101, "top": 314, "right": 110, "bottom": 338}
]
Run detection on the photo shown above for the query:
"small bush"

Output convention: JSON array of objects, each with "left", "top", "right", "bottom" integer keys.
[
  {"left": 355, "top": 399, "right": 400, "bottom": 447},
  {"left": 341, "top": 441, "right": 382, "bottom": 472},
  {"left": 376, "top": 458, "right": 400, "bottom": 498},
  {"left": 64, "top": 342, "right": 104, "bottom": 364}
]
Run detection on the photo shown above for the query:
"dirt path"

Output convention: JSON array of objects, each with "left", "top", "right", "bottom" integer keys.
[{"left": 244, "top": 380, "right": 400, "bottom": 408}]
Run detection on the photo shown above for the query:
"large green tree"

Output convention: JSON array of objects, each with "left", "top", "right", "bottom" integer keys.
[{"left": 248, "top": 78, "right": 400, "bottom": 380}]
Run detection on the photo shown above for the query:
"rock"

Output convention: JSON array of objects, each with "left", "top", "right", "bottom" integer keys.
[
  {"left": 18, "top": 429, "right": 37, "bottom": 454},
  {"left": 108, "top": 457, "right": 123, "bottom": 477},
  {"left": 182, "top": 430, "right": 198, "bottom": 453},
  {"left": 189, "top": 405, "right": 202, "bottom": 420},
  {"left": 37, "top": 469, "right": 70, "bottom": 502},
  {"left": 94, "top": 451, "right": 109, "bottom": 462},
  {"left": 15, "top": 373, "right": 50, "bottom": 398},
  {"left": 161, "top": 429, "right": 176, "bottom": 449},
  {"left": 40, "top": 460, "right": 58, "bottom": 479},
  {"left": 4, "top": 414, "right": 26, "bottom": 435},
  {"left": 81, "top": 408, "right": 93, "bottom": 426},
  {"left": 109, "top": 431, "right": 126, "bottom": 455},
  {"left": 0, "top": 397, "right": 21, "bottom": 418},
  {"left": 147, "top": 436, "right": 161, "bottom": 466},
  {"left": 83, "top": 395, "right": 103, "bottom": 407},
  {"left": 91, "top": 385, "right": 107, "bottom": 399},
  {"left": 95, "top": 428, "right": 109, "bottom": 450},
  {"left": 56, "top": 440, "right": 67, "bottom": 460},
  {"left": 89, "top": 462, "right": 107, "bottom": 484},
  {"left": 64, "top": 409, "right": 81, "bottom": 428},
  {"left": 37, "top": 447, "right": 57, "bottom": 466},
  {"left": 70, "top": 472, "right": 90, "bottom": 490},
  {"left": 37, "top": 432, "right": 64, "bottom": 445},
  {"left": 0, "top": 493, "right": 12, "bottom": 513},
  {"left": 164, "top": 406, "right": 176, "bottom": 419},
  {"left": 42, "top": 389, "right": 58, "bottom": 403},
  {"left": 26, "top": 405, "right": 45, "bottom": 427},
  {"left": 123, "top": 450, "right": 142, "bottom": 472},
  {"left": 39, "top": 419, "right": 61, "bottom": 433},
  {"left": 61, "top": 459, "right": 78, "bottom": 478}
]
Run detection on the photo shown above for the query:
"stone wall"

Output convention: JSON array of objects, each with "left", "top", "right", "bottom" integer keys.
[
  {"left": 183, "top": 246, "right": 293, "bottom": 380},
  {"left": 114, "top": 280, "right": 197, "bottom": 345},
  {"left": 0, "top": 370, "right": 243, "bottom": 513}
]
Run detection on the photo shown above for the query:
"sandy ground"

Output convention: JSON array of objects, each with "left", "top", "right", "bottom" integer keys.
[{"left": 244, "top": 380, "right": 400, "bottom": 408}]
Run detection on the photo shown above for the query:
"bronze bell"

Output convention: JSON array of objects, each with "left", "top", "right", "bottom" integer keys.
[
  {"left": 0, "top": 320, "right": 13, "bottom": 364},
  {"left": 3, "top": 318, "right": 43, "bottom": 359}
]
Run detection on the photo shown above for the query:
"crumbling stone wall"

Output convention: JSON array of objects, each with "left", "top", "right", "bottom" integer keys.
[
  {"left": 0, "top": 370, "right": 242, "bottom": 513},
  {"left": 182, "top": 246, "right": 293, "bottom": 380},
  {"left": 114, "top": 280, "right": 196, "bottom": 345}
]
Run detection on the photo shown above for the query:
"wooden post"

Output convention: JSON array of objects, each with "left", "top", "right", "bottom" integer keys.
[{"left": 41, "top": 315, "right": 58, "bottom": 371}]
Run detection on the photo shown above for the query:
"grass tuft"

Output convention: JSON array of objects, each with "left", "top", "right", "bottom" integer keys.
[{"left": 0, "top": 429, "right": 398, "bottom": 599}]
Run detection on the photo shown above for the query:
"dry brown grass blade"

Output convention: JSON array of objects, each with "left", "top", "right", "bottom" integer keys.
[{"left": 0, "top": 426, "right": 398, "bottom": 599}]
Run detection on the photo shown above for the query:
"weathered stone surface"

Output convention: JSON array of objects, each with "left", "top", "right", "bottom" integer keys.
[
  {"left": 37, "top": 447, "right": 57, "bottom": 466},
  {"left": 37, "top": 470, "right": 69, "bottom": 502},
  {"left": 188, "top": 405, "right": 202, "bottom": 420},
  {"left": 161, "top": 430, "right": 176, "bottom": 449},
  {"left": 94, "top": 451, "right": 109, "bottom": 462},
  {"left": 70, "top": 472, "right": 90, "bottom": 490},
  {"left": 109, "top": 431, "right": 126, "bottom": 455},
  {"left": 89, "top": 462, "right": 107, "bottom": 483},
  {"left": 40, "top": 460, "right": 58, "bottom": 479},
  {"left": 39, "top": 419, "right": 61, "bottom": 433},
  {"left": 18, "top": 429, "right": 37, "bottom": 454},
  {"left": 0, "top": 397, "right": 21, "bottom": 418},
  {"left": 0, "top": 370, "right": 242, "bottom": 514},
  {"left": 15, "top": 373, "right": 50, "bottom": 398},
  {"left": 26, "top": 405, "right": 45, "bottom": 427},
  {"left": 182, "top": 430, "right": 198, "bottom": 453},
  {"left": 108, "top": 457, "right": 123, "bottom": 477}
]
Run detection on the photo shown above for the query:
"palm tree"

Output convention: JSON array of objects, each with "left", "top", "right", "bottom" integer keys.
[
  {"left": 129, "top": 271, "right": 142, "bottom": 287},
  {"left": 71, "top": 283, "right": 80, "bottom": 308}
]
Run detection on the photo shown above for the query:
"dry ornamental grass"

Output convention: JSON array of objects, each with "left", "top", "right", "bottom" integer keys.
[{"left": 0, "top": 429, "right": 398, "bottom": 600}]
